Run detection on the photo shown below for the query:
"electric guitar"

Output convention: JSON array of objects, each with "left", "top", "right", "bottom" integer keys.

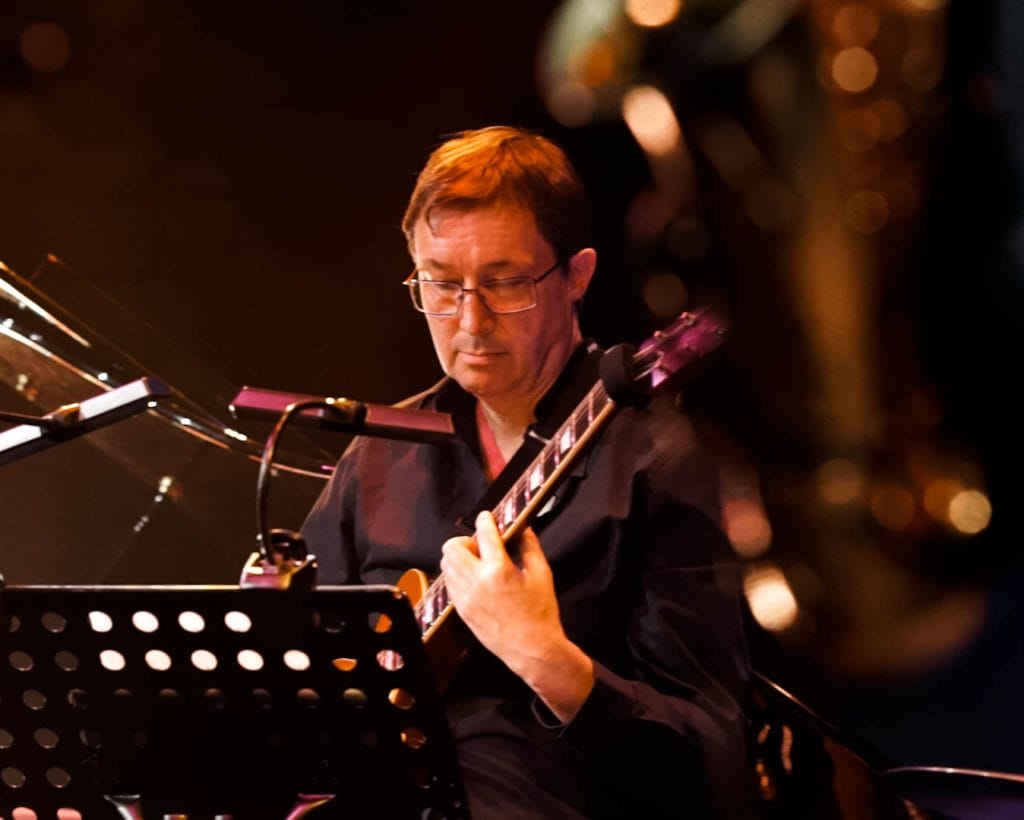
[{"left": 393, "top": 307, "right": 728, "bottom": 688}]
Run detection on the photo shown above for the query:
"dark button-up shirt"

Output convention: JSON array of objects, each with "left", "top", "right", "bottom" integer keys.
[{"left": 301, "top": 354, "right": 752, "bottom": 819}]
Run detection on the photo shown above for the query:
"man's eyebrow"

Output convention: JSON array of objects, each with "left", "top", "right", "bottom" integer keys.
[{"left": 416, "top": 258, "right": 521, "bottom": 273}]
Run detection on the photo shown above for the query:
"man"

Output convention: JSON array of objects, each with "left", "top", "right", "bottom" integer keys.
[{"left": 302, "top": 126, "right": 752, "bottom": 818}]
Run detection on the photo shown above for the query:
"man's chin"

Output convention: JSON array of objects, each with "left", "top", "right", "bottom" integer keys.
[{"left": 451, "top": 370, "right": 505, "bottom": 401}]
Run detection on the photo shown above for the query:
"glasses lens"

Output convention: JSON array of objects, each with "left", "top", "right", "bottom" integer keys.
[
  {"left": 416, "top": 281, "right": 461, "bottom": 314},
  {"left": 479, "top": 278, "right": 536, "bottom": 313}
]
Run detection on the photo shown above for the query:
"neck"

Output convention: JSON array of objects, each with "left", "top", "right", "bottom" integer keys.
[
  {"left": 476, "top": 401, "right": 530, "bottom": 461},
  {"left": 477, "top": 327, "right": 583, "bottom": 459}
]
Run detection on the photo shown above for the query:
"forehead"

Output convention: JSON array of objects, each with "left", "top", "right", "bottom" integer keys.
[{"left": 411, "top": 205, "right": 552, "bottom": 264}]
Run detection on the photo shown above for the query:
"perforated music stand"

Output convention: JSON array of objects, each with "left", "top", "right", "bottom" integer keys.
[{"left": 0, "top": 584, "right": 469, "bottom": 819}]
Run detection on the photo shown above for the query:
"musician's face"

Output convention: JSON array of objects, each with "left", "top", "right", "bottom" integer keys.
[{"left": 410, "top": 205, "right": 593, "bottom": 412}]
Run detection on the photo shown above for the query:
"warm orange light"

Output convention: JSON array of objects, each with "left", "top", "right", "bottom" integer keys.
[
  {"left": 576, "top": 40, "right": 615, "bottom": 87},
  {"left": 622, "top": 85, "right": 682, "bottom": 156},
  {"left": 948, "top": 489, "right": 992, "bottom": 535},
  {"left": 923, "top": 478, "right": 961, "bottom": 522},
  {"left": 833, "top": 3, "right": 880, "bottom": 46},
  {"left": 832, "top": 46, "right": 878, "bottom": 93},
  {"left": 625, "top": 0, "right": 683, "bottom": 29},
  {"left": 744, "top": 564, "right": 799, "bottom": 633},
  {"left": 724, "top": 498, "right": 773, "bottom": 558}
]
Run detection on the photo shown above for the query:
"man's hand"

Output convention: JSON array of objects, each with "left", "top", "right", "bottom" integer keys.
[{"left": 440, "top": 511, "right": 595, "bottom": 722}]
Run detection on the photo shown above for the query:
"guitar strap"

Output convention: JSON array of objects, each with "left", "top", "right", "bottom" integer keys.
[{"left": 453, "top": 340, "right": 603, "bottom": 536}]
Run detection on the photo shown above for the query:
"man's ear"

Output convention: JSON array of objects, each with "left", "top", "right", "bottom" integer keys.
[{"left": 567, "top": 248, "right": 597, "bottom": 302}]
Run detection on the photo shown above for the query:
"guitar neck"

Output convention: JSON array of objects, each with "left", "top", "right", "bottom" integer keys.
[
  {"left": 412, "top": 308, "right": 725, "bottom": 640},
  {"left": 415, "top": 379, "right": 622, "bottom": 636},
  {"left": 492, "top": 380, "right": 618, "bottom": 544}
]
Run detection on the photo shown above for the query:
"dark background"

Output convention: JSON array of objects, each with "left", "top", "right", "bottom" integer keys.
[{"left": 2, "top": 0, "right": 1023, "bottom": 791}]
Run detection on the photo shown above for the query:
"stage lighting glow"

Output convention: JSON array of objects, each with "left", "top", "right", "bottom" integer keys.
[
  {"left": 744, "top": 563, "right": 799, "bottom": 633},
  {"left": 832, "top": 46, "right": 879, "bottom": 93},
  {"left": 622, "top": 84, "right": 681, "bottom": 156},
  {"left": 948, "top": 489, "right": 991, "bottom": 535},
  {"left": 625, "top": 0, "right": 683, "bottom": 29}
]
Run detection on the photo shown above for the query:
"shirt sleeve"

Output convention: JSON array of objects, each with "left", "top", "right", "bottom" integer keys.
[{"left": 535, "top": 410, "right": 755, "bottom": 818}]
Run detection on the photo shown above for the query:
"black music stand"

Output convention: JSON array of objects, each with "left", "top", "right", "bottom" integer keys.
[{"left": 0, "top": 584, "right": 469, "bottom": 819}]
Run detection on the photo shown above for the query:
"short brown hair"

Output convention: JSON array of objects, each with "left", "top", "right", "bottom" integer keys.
[{"left": 402, "top": 126, "right": 591, "bottom": 261}]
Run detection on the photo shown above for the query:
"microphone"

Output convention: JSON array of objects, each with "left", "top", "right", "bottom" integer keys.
[{"left": 229, "top": 386, "right": 455, "bottom": 445}]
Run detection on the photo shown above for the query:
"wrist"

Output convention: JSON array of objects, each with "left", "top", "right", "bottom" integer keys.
[{"left": 519, "top": 637, "right": 596, "bottom": 724}]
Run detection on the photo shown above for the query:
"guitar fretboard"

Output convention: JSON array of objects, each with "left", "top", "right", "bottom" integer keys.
[{"left": 414, "top": 379, "right": 619, "bottom": 636}]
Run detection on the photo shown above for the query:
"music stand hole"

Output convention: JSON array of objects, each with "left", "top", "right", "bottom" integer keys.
[
  {"left": 87, "top": 611, "right": 112, "bottom": 633},
  {"left": 251, "top": 688, "right": 273, "bottom": 709},
  {"left": 316, "top": 610, "right": 345, "bottom": 634},
  {"left": 66, "top": 689, "right": 88, "bottom": 710},
  {"left": 237, "top": 649, "right": 264, "bottom": 671},
  {"left": 204, "top": 688, "right": 227, "bottom": 709},
  {"left": 377, "top": 649, "right": 404, "bottom": 671},
  {"left": 401, "top": 727, "right": 428, "bottom": 750},
  {"left": 342, "top": 688, "right": 367, "bottom": 708},
  {"left": 333, "top": 657, "right": 358, "bottom": 672},
  {"left": 78, "top": 729, "right": 102, "bottom": 749},
  {"left": 145, "top": 650, "right": 172, "bottom": 671},
  {"left": 284, "top": 649, "right": 311, "bottom": 671},
  {"left": 41, "top": 611, "right": 67, "bottom": 633},
  {"left": 370, "top": 611, "right": 392, "bottom": 633},
  {"left": 22, "top": 690, "right": 46, "bottom": 710},
  {"left": 54, "top": 650, "right": 79, "bottom": 672},
  {"left": 1, "top": 765, "right": 26, "bottom": 788},
  {"left": 45, "top": 767, "right": 71, "bottom": 788},
  {"left": 157, "top": 689, "right": 181, "bottom": 703},
  {"left": 8, "top": 614, "right": 20, "bottom": 633},
  {"left": 191, "top": 649, "right": 218, "bottom": 671},
  {"left": 131, "top": 611, "right": 159, "bottom": 633},
  {"left": 388, "top": 688, "right": 415, "bottom": 710},
  {"left": 9, "top": 650, "right": 33, "bottom": 672},
  {"left": 297, "top": 688, "right": 320, "bottom": 707},
  {"left": 358, "top": 729, "right": 378, "bottom": 748},
  {"left": 224, "top": 611, "right": 252, "bottom": 633},
  {"left": 99, "top": 650, "right": 126, "bottom": 671},
  {"left": 33, "top": 728, "right": 59, "bottom": 749},
  {"left": 178, "top": 610, "right": 205, "bottom": 632},
  {"left": 0, "top": 728, "right": 13, "bottom": 749}
]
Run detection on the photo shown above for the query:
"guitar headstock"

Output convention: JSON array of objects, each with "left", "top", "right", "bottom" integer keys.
[{"left": 638, "top": 306, "right": 727, "bottom": 391}]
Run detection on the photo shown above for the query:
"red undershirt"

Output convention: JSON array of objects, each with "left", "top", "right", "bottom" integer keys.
[{"left": 475, "top": 400, "right": 508, "bottom": 483}]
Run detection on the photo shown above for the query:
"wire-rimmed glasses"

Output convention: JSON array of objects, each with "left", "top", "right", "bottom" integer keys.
[{"left": 404, "top": 260, "right": 564, "bottom": 315}]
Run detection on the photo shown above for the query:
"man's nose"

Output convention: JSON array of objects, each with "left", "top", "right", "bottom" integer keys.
[{"left": 458, "top": 289, "right": 494, "bottom": 334}]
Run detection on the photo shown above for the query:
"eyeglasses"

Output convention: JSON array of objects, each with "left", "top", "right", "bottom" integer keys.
[{"left": 404, "top": 260, "right": 564, "bottom": 316}]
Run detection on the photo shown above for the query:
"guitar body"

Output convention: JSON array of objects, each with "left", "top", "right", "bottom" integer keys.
[{"left": 397, "top": 568, "right": 469, "bottom": 691}]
